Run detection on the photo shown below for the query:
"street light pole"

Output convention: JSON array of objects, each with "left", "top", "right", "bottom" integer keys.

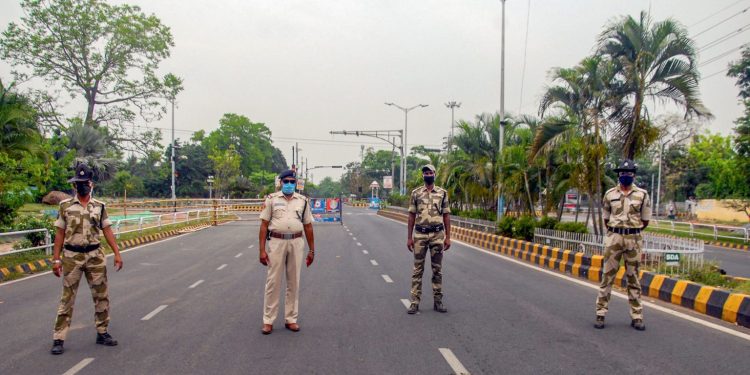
[
  {"left": 170, "top": 98, "right": 176, "bottom": 203},
  {"left": 445, "top": 101, "right": 461, "bottom": 150},
  {"left": 385, "top": 102, "right": 428, "bottom": 195},
  {"left": 497, "top": 0, "right": 507, "bottom": 221}
]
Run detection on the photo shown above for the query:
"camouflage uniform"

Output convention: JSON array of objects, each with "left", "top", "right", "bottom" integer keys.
[
  {"left": 408, "top": 185, "right": 450, "bottom": 304},
  {"left": 596, "top": 185, "right": 652, "bottom": 320},
  {"left": 53, "top": 196, "right": 112, "bottom": 340}
]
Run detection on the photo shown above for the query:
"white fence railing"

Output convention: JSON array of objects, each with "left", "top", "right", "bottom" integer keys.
[
  {"left": 0, "top": 208, "right": 228, "bottom": 257},
  {"left": 533, "top": 228, "right": 705, "bottom": 273},
  {"left": 650, "top": 219, "right": 749, "bottom": 243}
]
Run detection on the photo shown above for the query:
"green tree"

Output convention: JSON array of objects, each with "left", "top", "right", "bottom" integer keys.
[
  {"left": 203, "top": 113, "right": 287, "bottom": 176},
  {"left": 209, "top": 145, "right": 240, "bottom": 198},
  {"left": 597, "top": 11, "right": 711, "bottom": 159},
  {"left": 0, "top": 0, "right": 181, "bottom": 151}
]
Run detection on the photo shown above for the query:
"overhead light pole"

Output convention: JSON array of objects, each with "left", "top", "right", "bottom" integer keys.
[
  {"left": 385, "top": 102, "right": 428, "bottom": 195},
  {"left": 497, "top": 0, "right": 507, "bottom": 221},
  {"left": 445, "top": 101, "right": 461, "bottom": 150}
]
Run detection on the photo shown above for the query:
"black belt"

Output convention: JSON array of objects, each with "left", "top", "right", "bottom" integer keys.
[
  {"left": 415, "top": 224, "right": 444, "bottom": 234},
  {"left": 64, "top": 244, "right": 101, "bottom": 253},
  {"left": 269, "top": 231, "right": 303, "bottom": 240},
  {"left": 607, "top": 227, "right": 641, "bottom": 235}
]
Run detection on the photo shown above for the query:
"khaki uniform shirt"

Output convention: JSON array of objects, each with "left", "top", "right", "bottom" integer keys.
[
  {"left": 602, "top": 185, "right": 652, "bottom": 228},
  {"left": 54, "top": 196, "right": 112, "bottom": 246},
  {"left": 259, "top": 192, "right": 313, "bottom": 233},
  {"left": 408, "top": 185, "right": 451, "bottom": 226}
]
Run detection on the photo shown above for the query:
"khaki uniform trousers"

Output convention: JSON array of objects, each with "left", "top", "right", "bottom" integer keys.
[
  {"left": 596, "top": 232, "right": 643, "bottom": 320},
  {"left": 54, "top": 249, "right": 110, "bottom": 340},
  {"left": 263, "top": 237, "right": 305, "bottom": 325}
]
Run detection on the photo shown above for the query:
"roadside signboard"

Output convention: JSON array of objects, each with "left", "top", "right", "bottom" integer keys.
[{"left": 664, "top": 253, "right": 680, "bottom": 267}]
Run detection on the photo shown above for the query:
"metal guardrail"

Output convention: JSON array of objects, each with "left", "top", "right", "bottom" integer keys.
[
  {"left": 650, "top": 219, "right": 749, "bottom": 243},
  {"left": 0, "top": 208, "right": 229, "bottom": 257},
  {"left": 533, "top": 228, "right": 705, "bottom": 273},
  {"left": 0, "top": 229, "right": 53, "bottom": 256},
  {"left": 385, "top": 206, "right": 498, "bottom": 232}
]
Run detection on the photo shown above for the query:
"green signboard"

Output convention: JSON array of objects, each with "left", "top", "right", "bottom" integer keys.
[{"left": 664, "top": 253, "right": 681, "bottom": 267}]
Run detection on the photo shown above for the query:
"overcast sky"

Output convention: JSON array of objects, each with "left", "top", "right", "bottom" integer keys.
[{"left": 1, "top": 0, "right": 747, "bottom": 182}]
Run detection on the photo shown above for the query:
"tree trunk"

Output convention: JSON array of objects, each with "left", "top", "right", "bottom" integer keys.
[
  {"left": 524, "top": 171, "right": 535, "bottom": 217},
  {"left": 574, "top": 191, "right": 581, "bottom": 222},
  {"left": 556, "top": 195, "right": 565, "bottom": 221}
]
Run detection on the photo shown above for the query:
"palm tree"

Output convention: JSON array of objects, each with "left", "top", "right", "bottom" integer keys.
[
  {"left": 597, "top": 11, "right": 711, "bottom": 159},
  {"left": 66, "top": 124, "right": 116, "bottom": 181},
  {"left": 0, "top": 79, "right": 40, "bottom": 159}
]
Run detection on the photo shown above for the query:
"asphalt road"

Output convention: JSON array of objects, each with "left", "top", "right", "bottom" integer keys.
[{"left": 1, "top": 207, "right": 749, "bottom": 375}]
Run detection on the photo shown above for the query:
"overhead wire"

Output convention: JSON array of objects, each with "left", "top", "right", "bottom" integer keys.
[
  {"left": 699, "top": 44, "right": 748, "bottom": 67},
  {"left": 692, "top": 5, "right": 749, "bottom": 38},
  {"left": 698, "top": 23, "right": 750, "bottom": 52},
  {"left": 688, "top": 0, "right": 747, "bottom": 28}
]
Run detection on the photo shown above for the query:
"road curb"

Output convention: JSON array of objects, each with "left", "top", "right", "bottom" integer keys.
[
  {"left": 378, "top": 209, "right": 750, "bottom": 329},
  {"left": 706, "top": 241, "right": 749, "bottom": 252},
  {"left": 0, "top": 223, "right": 211, "bottom": 282}
]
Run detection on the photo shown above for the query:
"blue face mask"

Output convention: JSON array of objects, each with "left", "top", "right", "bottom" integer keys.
[
  {"left": 619, "top": 175, "right": 634, "bottom": 186},
  {"left": 281, "top": 182, "right": 296, "bottom": 195}
]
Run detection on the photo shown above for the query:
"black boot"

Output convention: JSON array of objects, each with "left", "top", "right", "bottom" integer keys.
[
  {"left": 631, "top": 319, "right": 645, "bottom": 331},
  {"left": 96, "top": 332, "right": 118, "bottom": 346},
  {"left": 50, "top": 340, "right": 64, "bottom": 355},
  {"left": 433, "top": 301, "right": 447, "bottom": 313},
  {"left": 407, "top": 303, "right": 419, "bottom": 315},
  {"left": 594, "top": 316, "right": 605, "bottom": 329}
]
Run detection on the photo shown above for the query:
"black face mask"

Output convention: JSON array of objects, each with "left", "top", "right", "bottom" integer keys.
[
  {"left": 75, "top": 182, "right": 91, "bottom": 197},
  {"left": 423, "top": 175, "right": 435, "bottom": 185}
]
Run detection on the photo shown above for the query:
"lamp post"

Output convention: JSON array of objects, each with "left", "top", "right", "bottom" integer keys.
[
  {"left": 497, "top": 0, "right": 507, "bottom": 221},
  {"left": 385, "top": 102, "right": 428, "bottom": 195},
  {"left": 207, "top": 175, "right": 214, "bottom": 199},
  {"left": 445, "top": 101, "right": 461, "bottom": 150}
]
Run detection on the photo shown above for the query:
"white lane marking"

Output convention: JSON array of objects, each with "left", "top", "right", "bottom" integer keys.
[
  {"left": 63, "top": 358, "right": 95, "bottom": 375},
  {"left": 377, "top": 214, "right": 750, "bottom": 342},
  {"left": 357, "top": 242, "right": 362, "bottom": 247},
  {"left": 400, "top": 299, "right": 411, "bottom": 308},
  {"left": 370, "top": 260, "right": 379, "bottom": 266},
  {"left": 439, "top": 348, "right": 470, "bottom": 375},
  {"left": 235, "top": 253, "right": 243, "bottom": 258},
  {"left": 363, "top": 250, "right": 369, "bottom": 254},
  {"left": 217, "top": 264, "right": 227, "bottom": 270},
  {"left": 248, "top": 245, "right": 255, "bottom": 249},
  {"left": 141, "top": 305, "right": 168, "bottom": 321},
  {"left": 382, "top": 274, "right": 393, "bottom": 283},
  {"left": 188, "top": 280, "right": 204, "bottom": 289},
  {"left": 353, "top": 237, "right": 357, "bottom": 241},
  {"left": 348, "top": 233, "right": 353, "bottom": 236}
]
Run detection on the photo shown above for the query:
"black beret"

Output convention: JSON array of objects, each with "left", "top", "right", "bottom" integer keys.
[{"left": 279, "top": 170, "right": 296, "bottom": 180}]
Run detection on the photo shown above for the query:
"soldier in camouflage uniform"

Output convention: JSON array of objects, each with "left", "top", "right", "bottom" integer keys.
[
  {"left": 406, "top": 164, "right": 452, "bottom": 314},
  {"left": 595, "top": 159, "right": 651, "bottom": 331},
  {"left": 50, "top": 164, "right": 124, "bottom": 355}
]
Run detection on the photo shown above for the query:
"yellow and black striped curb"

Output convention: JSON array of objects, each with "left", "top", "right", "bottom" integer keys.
[
  {"left": 707, "top": 241, "right": 749, "bottom": 251},
  {"left": 0, "top": 223, "right": 212, "bottom": 282},
  {"left": 378, "top": 209, "right": 750, "bottom": 329},
  {"left": 346, "top": 203, "right": 369, "bottom": 208}
]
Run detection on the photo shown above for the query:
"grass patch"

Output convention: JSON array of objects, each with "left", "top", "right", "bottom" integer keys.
[
  {"left": 645, "top": 226, "right": 749, "bottom": 247},
  {"left": 649, "top": 260, "right": 750, "bottom": 294}
]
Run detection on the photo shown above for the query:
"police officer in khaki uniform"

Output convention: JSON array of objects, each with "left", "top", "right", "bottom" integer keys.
[
  {"left": 50, "top": 164, "right": 123, "bottom": 355},
  {"left": 595, "top": 159, "right": 651, "bottom": 331},
  {"left": 258, "top": 170, "right": 315, "bottom": 334},
  {"left": 406, "top": 164, "right": 451, "bottom": 315}
]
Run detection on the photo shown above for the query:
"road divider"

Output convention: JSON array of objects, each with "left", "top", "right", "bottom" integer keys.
[{"left": 378, "top": 208, "right": 750, "bottom": 329}]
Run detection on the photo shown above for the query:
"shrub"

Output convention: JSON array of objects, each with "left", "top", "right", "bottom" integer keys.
[
  {"left": 13, "top": 215, "right": 55, "bottom": 246},
  {"left": 387, "top": 193, "right": 408, "bottom": 208},
  {"left": 537, "top": 216, "right": 559, "bottom": 230},
  {"left": 554, "top": 221, "right": 588, "bottom": 233},
  {"left": 513, "top": 215, "right": 536, "bottom": 241},
  {"left": 685, "top": 262, "right": 729, "bottom": 287},
  {"left": 497, "top": 216, "right": 516, "bottom": 237},
  {"left": 12, "top": 238, "right": 34, "bottom": 250}
]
